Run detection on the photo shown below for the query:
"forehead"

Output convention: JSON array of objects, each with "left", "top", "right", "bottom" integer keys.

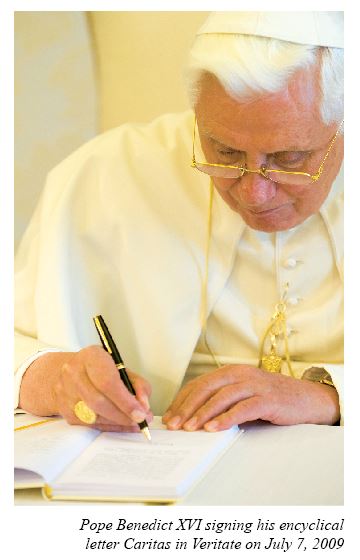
[{"left": 195, "top": 68, "right": 327, "bottom": 149}]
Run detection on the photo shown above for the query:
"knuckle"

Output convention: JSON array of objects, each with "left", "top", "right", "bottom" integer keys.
[
  {"left": 60, "top": 361, "right": 72, "bottom": 377},
  {"left": 228, "top": 364, "right": 254, "bottom": 382},
  {"left": 175, "top": 399, "right": 195, "bottom": 417},
  {"left": 89, "top": 393, "right": 107, "bottom": 411},
  {"left": 198, "top": 401, "right": 222, "bottom": 421},
  {"left": 195, "top": 378, "right": 212, "bottom": 393},
  {"left": 80, "top": 345, "right": 110, "bottom": 369},
  {"left": 177, "top": 404, "right": 192, "bottom": 416},
  {"left": 184, "top": 378, "right": 197, "bottom": 391},
  {"left": 80, "top": 344, "right": 102, "bottom": 358},
  {"left": 245, "top": 395, "right": 264, "bottom": 414},
  {"left": 54, "top": 380, "right": 64, "bottom": 396},
  {"left": 96, "top": 374, "right": 114, "bottom": 393},
  {"left": 61, "top": 361, "right": 81, "bottom": 385},
  {"left": 218, "top": 365, "right": 232, "bottom": 374},
  {"left": 215, "top": 365, "right": 234, "bottom": 378},
  {"left": 217, "top": 406, "right": 238, "bottom": 423},
  {"left": 217, "top": 385, "right": 236, "bottom": 399},
  {"left": 168, "top": 395, "right": 184, "bottom": 410}
]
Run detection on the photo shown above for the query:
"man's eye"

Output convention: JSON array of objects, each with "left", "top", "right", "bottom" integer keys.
[
  {"left": 273, "top": 152, "right": 309, "bottom": 167},
  {"left": 218, "top": 149, "right": 237, "bottom": 156}
]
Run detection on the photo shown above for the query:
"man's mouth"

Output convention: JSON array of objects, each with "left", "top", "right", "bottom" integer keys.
[{"left": 246, "top": 203, "right": 292, "bottom": 216}]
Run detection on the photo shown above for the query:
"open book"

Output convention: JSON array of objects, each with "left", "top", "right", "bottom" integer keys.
[{"left": 14, "top": 414, "right": 242, "bottom": 503}]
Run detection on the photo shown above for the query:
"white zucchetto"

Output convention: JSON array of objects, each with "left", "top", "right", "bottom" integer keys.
[{"left": 197, "top": 11, "right": 343, "bottom": 48}]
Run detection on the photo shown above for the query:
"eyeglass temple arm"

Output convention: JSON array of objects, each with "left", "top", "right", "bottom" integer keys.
[
  {"left": 192, "top": 114, "right": 343, "bottom": 182},
  {"left": 311, "top": 119, "right": 344, "bottom": 181},
  {"left": 192, "top": 115, "right": 197, "bottom": 161}
]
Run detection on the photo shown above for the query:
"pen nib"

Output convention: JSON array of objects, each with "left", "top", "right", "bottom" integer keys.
[{"left": 142, "top": 427, "right": 152, "bottom": 442}]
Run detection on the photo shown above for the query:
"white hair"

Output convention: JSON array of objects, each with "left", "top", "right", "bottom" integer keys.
[{"left": 185, "top": 34, "right": 343, "bottom": 125}]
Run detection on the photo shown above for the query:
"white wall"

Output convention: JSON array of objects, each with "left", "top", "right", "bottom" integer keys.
[
  {"left": 14, "top": 12, "right": 97, "bottom": 248},
  {"left": 14, "top": 11, "right": 209, "bottom": 249},
  {"left": 88, "top": 11, "right": 208, "bottom": 130}
]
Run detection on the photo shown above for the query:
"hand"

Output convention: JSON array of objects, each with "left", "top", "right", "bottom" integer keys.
[
  {"left": 19, "top": 345, "right": 153, "bottom": 431},
  {"left": 162, "top": 364, "right": 340, "bottom": 431}
]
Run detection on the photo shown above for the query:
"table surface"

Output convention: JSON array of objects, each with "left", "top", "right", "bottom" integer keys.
[{"left": 14, "top": 421, "right": 343, "bottom": 506}]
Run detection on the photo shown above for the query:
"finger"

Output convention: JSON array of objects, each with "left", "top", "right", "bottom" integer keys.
[
  {"left": 164, "top": 366, "right": 254, "bottom": 423},
  {"left": 182, "top": 383, "right": 254, "bottom": 431},
  {"left": 60, "top": 414, "right": 148, "bottom": 432},
  {"left": 163, "top": 373, "right": 227, "bottom": 425},
  {"left": 90, "top": 409, "right": 154, "bottom": 431},
  {"left": 163, "top": 372, "right": 221, "bottom": 419},
  {"left": 162, "top": 384, "right": 194, "bottom": 421},
  {"left": 82, "top": 347, "right": 149, "bottom": 423},
  {"left": 60, "top": 395, "right": 154, "bottom": 428},
  {"left": 93, "top": 424, "right": 141, "bottom": 433},
  {"left": 92, "top": 424, "right": 142, "bottom": 433},
  {"left": 127, "top": 370, "right": 152, "bottom": 411},
  {"left": 57, "top": 385, "right": 136, "bottom": 427},
  {"left": 203, "top": 396, "right": 269, "bottom": 431},
  {"left": 164, "top": 383, "right": 218, "bottom": 429},
  {"left": 60, "top": 360, "right": 141, "bottom": 426},
  {"left": 165, "top": 368, "right": 249, "bottom": 429}
]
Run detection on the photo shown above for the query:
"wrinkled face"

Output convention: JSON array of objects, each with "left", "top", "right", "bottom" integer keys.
[{"left": 195, "top": 67, "right": 343, "bottom": 232}]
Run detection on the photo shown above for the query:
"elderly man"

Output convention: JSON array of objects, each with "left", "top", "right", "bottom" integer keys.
[{"left": 15, "top": 12, "right": 343, "bottom": 433}]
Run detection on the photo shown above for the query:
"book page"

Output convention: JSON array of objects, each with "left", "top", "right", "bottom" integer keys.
[
  {"left": 53, "top": 419, "right": 241, "bottom": 498},
  {"left": 15, "top": 419, "right": 99, "bottom": 484}
]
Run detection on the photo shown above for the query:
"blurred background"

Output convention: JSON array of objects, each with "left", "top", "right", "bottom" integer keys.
[{"left": 14, "top": 11, "right": 209, "bottom": 249}]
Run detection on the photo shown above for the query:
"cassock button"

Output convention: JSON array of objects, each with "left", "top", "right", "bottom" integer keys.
[{"left": 283, "top": 257, "right": 297, "bottom": 269}]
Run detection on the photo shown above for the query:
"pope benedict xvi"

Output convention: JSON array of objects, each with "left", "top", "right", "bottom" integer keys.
[{"left": 14, "top": 12, "right": 344, "bottom": 431}]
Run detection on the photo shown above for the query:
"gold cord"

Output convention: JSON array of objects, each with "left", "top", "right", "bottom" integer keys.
[
  {"left": 200, "top": 178, "right": 295, "bottom": 376},
  {"left": 200, "top": 179, "right": 221, "bottom": 368},
  {"left": 200, "top": 178, "right": 214, "bottom": 332}
]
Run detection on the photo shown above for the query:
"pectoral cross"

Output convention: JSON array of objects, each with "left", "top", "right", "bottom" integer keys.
[
  {"left": 261, "top": 333, "right": 283, "bottom": 373},
  {"left": 259, "top": 284, "right": 294, "bottom": 377}
]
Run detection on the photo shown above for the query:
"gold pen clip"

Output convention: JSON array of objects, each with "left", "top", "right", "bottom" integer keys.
[{"left": 93, "top": 316, "right": 112, "bottom": 354}]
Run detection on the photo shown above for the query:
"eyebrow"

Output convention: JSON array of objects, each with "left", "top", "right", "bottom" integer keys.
[
  {"left": 201, "top": 126, "right": 320, "bottom": 154},
  {"left": 206, "top": 134, "right": 241, "bottom": 151}
]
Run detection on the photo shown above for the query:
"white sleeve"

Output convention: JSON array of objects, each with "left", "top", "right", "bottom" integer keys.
[
  {"left": 289, "top": 361, "right": 344, "bottom": 426},
  {"left": 14, "top": 183, "right": 64, "bottom": 412},
  {"left": 301, "top": 362, "right": 344, "bottom": 426},
  {"left": 14, "top": 348, "right": 63, "bottom": 411},
  {"left": 321, "top": 363, "right": 344, "bottom": 426}
]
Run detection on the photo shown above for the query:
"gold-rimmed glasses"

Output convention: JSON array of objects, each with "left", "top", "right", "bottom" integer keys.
[{"left": 191, "top": 116, "right": 343, "bottom": 186}]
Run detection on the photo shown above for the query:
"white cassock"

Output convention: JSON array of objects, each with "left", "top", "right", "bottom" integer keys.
[{"left": 14, "top": 111, "right": 344, "bottom": 421}]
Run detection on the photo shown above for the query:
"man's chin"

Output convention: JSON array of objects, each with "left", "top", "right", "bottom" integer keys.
[
  {"left": 242, "top": 219, "right": 298, "bottom": 233},
  {"left": 235, "top": 204, "right": 301, "bottom": 232}
]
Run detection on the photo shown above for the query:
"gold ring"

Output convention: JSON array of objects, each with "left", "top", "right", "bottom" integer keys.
[{"left": 73, "top": 400, "right": 97, "bottom": 424}]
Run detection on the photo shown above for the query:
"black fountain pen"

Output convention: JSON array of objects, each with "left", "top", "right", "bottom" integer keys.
[{"left": 93, "top": 315, "right": 151, "bottom": 441}]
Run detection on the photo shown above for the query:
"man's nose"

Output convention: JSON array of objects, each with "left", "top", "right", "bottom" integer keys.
[{"left": 233, "top": 171, "right": 277, "bottom": 207}]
